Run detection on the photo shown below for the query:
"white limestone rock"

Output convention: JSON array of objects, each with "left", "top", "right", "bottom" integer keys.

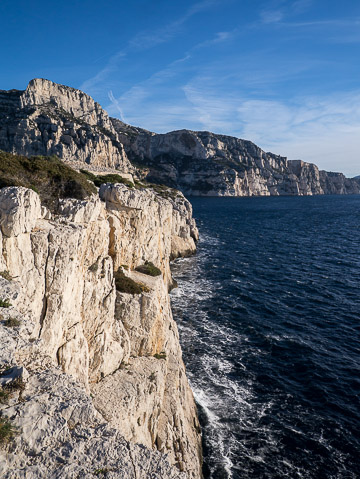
[
  {"left": 0, "top": 79, "right": 133, "bottom": 172},
  {"left": 93, "top": 270, "right": 202, "bottom": 478},
  {"left": 0, "top": 187, "right": 41, "bottom": 237},
  {"left": 0, "top": 368, "right": 185, "bottom": 479},
  {"left": 99, "top": 183, "right": 197, "bottom": 286},
  {"left": 58, "top": 195, "right": 103, "bottom": 223},
  {"left": 0, "top": 184, "right": 202, "bottom": 478},
  {"left": 112, "top": 122, "right": 360, "bottom": 196}
]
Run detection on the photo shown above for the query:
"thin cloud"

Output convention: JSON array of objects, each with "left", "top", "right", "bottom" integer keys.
[
  {"left": 80, "top": 0, "right": 220, "bottom": 94},
  {"left": 193, "top": 29, "right": 238, "bottom": 49},
  {"left": 259, "top": 0, "right": 312, "bottom": 25},
  {"left": 129, "top": 0, "right": 219, "bottom": 50},
  {"left": 291, "top": 0, "right": 312, "bottom": 14},
  {"left": 105, "top": 54, "right": 192, "bottom": 119},
  {"left": 182, "top": 83, "right": 360, "bottom": 176},
  {"left": 81, "top": 51, "right": 126, "bottom": 94},
  {"left": 279, "top": 18, "right": 360, "bottom": 28},
  {"left": 108, "top": 91, "right": 126, "bottom": 123},
  {"left": 260, "top": 9, "right": 284, "bottom": 24}
]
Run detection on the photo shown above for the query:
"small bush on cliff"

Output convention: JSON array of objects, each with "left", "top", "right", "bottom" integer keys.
[
  {"left": 135, "top": 261, "right": 161, "bottom": 277},
  {"left": 0, "top": 151, "right": 96, "bottom": 212},
  {"left": 153, "top": 351, "right": 166, "bottom": 360},
  {"left": 0, "top": 299, "right": 11, "bottom": 308},
  {"left": 144, "top": 182, "right": 180, "bottom": 200},
  {"left": 0, "top": 388, "right": 9, "bottom": 404},
  {"left": 0, "top": 271, "right": 12, "bottom": 281},
  {"left": 0, "top": 416, "right": 17, "bottom": 446},
  {"left": 80, "top": 169, "right": 135, "bottom": 188},
  {"left": 114, "top": 270, "right": 149, "bottom": 294},
  {"left": 4, "top": 317, "right": 20, "bottom": 328}
]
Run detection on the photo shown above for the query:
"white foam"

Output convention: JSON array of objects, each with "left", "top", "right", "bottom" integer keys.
[{"left": 192, "top": 386, "right": 234, "bottom": 478}]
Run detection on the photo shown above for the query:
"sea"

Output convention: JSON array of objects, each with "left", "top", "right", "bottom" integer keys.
[{"left": 170, "top": 195, "right": 360, "bottom": 479}]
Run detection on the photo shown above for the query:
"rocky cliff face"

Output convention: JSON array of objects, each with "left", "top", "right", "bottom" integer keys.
[
  {"left": 1, "top": 79, "right": 358, "bottom": 197},
  {"left": 0, "top": 79, "right": 132, "bottom": 172},
  {"left": 113, "top": 123, "right": 360, "bottom": 196},
  {"left": 0, "top": 182, "right": 201, "bottom": 478}
]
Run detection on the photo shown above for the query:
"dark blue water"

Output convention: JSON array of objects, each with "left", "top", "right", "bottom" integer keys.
[{"left": 170, "top": 196, "right": 360, "bottom": 479}]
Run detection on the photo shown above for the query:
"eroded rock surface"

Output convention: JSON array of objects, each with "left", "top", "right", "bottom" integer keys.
[
  {"left": 0, "top": 369, "right": 186, "bottom": 479},
  {"left": 0, "top": 79, "right": 132, "bottom": 171},
  {"left": 113, "top": 123, "right": 360, "bottom": 196},
  {"left": 0, "top": 184, "right": 201, "bottom": 478},
  {"left": 1, "top": 78, "right": 358, "bottom": 197}
]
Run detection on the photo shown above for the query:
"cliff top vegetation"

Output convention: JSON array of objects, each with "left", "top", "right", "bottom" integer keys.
[{"left": 0, "top": 151, "right": 96, "bottom": 211}]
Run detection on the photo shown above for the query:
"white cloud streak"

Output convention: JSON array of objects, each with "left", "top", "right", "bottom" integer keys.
[
  {"left": 182, "top": 84, "right": 360, "bottom": 176},
  {"left": 108, "top": 90, "right": 126, "bottom": 122},
  {"left": 259, "top": 0, "right": 312, "bottom": 25},
  {"left": 80, "top": 0, "right": 220, "bottom": 94}
]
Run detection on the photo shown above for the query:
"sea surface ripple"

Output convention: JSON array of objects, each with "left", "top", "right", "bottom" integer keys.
[{"left": 170, "top": 195, "right": 360, "bottom": 479}]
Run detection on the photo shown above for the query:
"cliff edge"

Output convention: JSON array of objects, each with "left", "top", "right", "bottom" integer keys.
[{"left": 0, "top": 165, "right": 201, "bottom": 478}]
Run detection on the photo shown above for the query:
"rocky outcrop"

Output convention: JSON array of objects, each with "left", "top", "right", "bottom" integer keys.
[
  {"left": 0, "top": 79, "right": 132, "bottom": 171},
  {"left": 0, "top": 368, "right": 186, "bottom": 479},
  {"left": 0, "top": 183, "right": 201, "bottom": 478},
  {"left": 99, "top": 183, "right": 198, "bottom": 287},
  {"left": 93, "top": 271, "right": 201, "bottom": 474},
  {"left": 112, "top": 124, "right": 360, "bottom": 196}
]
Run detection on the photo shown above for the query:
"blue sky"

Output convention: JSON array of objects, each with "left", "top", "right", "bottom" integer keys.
[{"left": 1, "top": 0, "right": 360, "bottom": 175}]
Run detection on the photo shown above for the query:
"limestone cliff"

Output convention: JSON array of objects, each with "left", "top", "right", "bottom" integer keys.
[
  {"left": 1, "top": 79, "right": 358, "bottom": 197},
  {"left": 113, "top": 123, "right": 360, "bottom": 196},
  {"left": 0, "top": 181, "right": 201, "bottom": 478},
  {"left": 0, "top": 79, "right": 132, "bottom": 172}
]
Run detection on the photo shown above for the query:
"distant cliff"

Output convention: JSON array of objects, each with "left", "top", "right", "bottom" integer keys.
[
  {"left": 0, "top": 79, "right": 358, "bottom": 196},
  {"left": 112, "top": 122, "right": 360, "bottom": 196}
]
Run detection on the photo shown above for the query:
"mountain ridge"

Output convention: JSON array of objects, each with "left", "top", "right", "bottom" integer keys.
[
  {"left": 112, "top": 122, "right": 359, "bottom": 196},
  {"left": 0, "top": 78, "right": 358, "bottom": 196}
]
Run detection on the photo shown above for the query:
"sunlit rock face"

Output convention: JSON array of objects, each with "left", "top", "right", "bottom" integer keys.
[
  {"left": 1, "top": 78, "right": 357, "bottom": 196},
  {"left": 112, "top": 122, "right": 360, "bottom": 196},
  {"left": 0, "top": 184, "right": 201, "bottom": 478},
  {"left": 0, "top": 79, "right": 133, "bottom": 171}
]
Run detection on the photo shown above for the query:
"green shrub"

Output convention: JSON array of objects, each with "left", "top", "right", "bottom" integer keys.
[
  {"left": 0, "top": 416, "right": 17, "bottom": 446},
  {"left": 153, "top": 351, "right": 166, "bottom": 360},
  {"left": 79, "top": 169, "right": 97, "bottom": 181},
  {"left": 0, "top": 271, "right": 12, "bottom": 281},
  {"left": 135, "top": 261, "right": 161, "bottom": 277},
  {"left": 93, "top": 174, "right": 134, "bottom": 188},
  {"left": 0, "top": 388, "right": 9, "bottom": 404},
  {"left": 114, "top": 270, "right": 149, "bottom": 295},
  {"left": 146, "top": 183, "right": 180, "bottom": 200},
  {"left": 0, "top": 151, "right": 96, "bottom": 212},
  {"left": 0, "top": 299, "right": 11, "bottom": 308},
  {"left": 80, "top": 169, "right": 135, "bottom": 188},
  {"left": 4, "top": 317, "right": 20, "bottom": 328}
]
